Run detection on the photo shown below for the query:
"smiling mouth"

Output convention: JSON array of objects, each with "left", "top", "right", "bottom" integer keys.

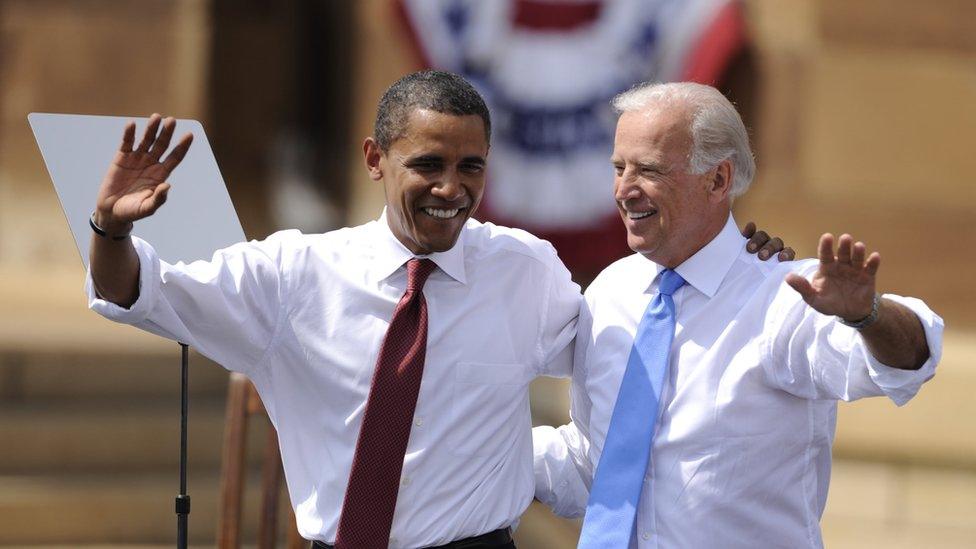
[
  {"left": 627, "top": 209, "right": 657, "bottom": 220},
  {"left": 421, "top": 207, "right": 465, "bottom": 219}
]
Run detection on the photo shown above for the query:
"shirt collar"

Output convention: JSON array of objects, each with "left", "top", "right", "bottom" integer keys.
[
  {"left": 644, "top": 213, "right": 744, "bottom": 298},
  {"left": 371, "top": 208, "right": 468, "bottom": 285}
]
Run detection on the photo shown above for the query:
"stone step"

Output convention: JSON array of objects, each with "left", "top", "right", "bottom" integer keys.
[
  {"left": 0, "top": 265, "right": 238, "bottom": 402},
  {"left": 0, "top": 350, "right": 232, "bottom": 401},
  {"left": 0, "top": 471, "right": 283, "bottom": 546},
  {"left": 0, "top": 398, "right": 268, "bottom": 473},
  {"left": 833, "top": 332, "right": 976, "bottom": 468},
  {"left": 821, "top": 459, "right": 976, "bottom": 548}
]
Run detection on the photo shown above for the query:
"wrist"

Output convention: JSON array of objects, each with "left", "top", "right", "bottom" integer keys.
[
  {"left": 838, "top": 293, "right": 881, "bottom": 329},
  {"left": 91, "top": 211, "right": 133, "bottom": 240}
]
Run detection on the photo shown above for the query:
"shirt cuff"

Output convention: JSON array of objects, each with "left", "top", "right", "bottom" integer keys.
[
  {"left": 532, "top": 425, "right": 589, "bottom": 518},
  {"left": 862, "top": 293, "right": 944, "bottom": 406},
  {"left": 86, "top": 236, "right": 161, "bottom": 325}
]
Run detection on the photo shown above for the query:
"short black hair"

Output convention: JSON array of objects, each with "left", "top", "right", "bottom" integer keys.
[{"left": 374, "top": 70, "right": 491, "bottom": 151}]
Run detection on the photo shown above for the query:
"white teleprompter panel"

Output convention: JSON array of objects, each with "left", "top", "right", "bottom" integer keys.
[{"left": 29, "top": 113, "right": 246, "bottom": 268}]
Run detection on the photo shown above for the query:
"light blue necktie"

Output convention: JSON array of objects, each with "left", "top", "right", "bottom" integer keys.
[{"left": 579, "top": 269, "right": 686, "bottom": 548}]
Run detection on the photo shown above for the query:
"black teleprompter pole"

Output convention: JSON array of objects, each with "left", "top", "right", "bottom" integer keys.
[{"left": 176, "top": 343, "right": 191, "bottom": 549}]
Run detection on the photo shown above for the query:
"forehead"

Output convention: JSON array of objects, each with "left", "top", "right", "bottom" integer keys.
[
  {"left": 392, "top": 108, "right": 489, "bottom": 155},
  {"left": 612, "top": 104, "right": 693, "bottom": 162}
]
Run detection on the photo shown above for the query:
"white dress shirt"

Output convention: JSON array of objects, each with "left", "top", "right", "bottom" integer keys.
[
  {"left": 533, "top": 214, "right": 943, "bottom": 548},
  {"left": 87, "top": 212, "right": 580, "bottom": 547}
]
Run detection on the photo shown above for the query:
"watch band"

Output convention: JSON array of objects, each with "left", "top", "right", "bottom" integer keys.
[{"left": 838, "top": 293, "right": 881, "bottom": 330}]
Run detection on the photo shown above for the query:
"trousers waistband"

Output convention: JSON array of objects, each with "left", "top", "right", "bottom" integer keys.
[{"left": 312, "top": 527, "right": 512, "bottom": 549}]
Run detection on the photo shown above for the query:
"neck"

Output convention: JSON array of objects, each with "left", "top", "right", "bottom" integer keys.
[{"left": 646, "top": 208, "right": 730, "bottom": 269}]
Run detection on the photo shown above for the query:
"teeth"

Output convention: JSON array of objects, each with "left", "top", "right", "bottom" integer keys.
[
  {"left": 628, "top": 211, "right": 655, "bottom": 220},
  {"left": 423, "top": 207, "right": 460, "bottom": 219}
]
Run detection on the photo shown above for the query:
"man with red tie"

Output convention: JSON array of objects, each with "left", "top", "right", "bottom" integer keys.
[{"left": 87, "top": 71, "right": 786, "bottom": 548}]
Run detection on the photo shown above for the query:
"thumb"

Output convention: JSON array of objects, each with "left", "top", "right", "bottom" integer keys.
[
  {"left": 785, "top": 273, "right": 816, "bottom": 303},
  {"left": 140, "top": 182, "right": 171, "bottom": 217}
]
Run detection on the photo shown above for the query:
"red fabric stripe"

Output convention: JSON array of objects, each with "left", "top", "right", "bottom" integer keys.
[
  {"left": 680, "top": 1, "right": 747, "bottom": 84},
  {"left": 513, "top": 0, "right": 602, "bottom": 31},
  {"left": 477, "top": 205, "right": 631, "bottom": 279}
]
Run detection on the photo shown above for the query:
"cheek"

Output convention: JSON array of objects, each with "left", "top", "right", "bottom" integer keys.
[{"left": 395, "top": 178, "right": 427, "bottom": 207}]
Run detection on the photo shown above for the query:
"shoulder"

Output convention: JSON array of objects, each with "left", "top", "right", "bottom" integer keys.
[
  {"left": 462, "top": 218, "right": 562, "bottom": 267},
  {"left": 585, "top": 253, "right": 648, "bottom": 298},
  {"left": 729, "top": 248, "right": 819, "bottom": 287},
  {"left": 227, "top": 223, "right": 373, "bottom": 267}
]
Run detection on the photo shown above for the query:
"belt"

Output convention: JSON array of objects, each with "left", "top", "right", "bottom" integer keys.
[{"left": 312, "top": 527, "right": 512, "bottom": 549}]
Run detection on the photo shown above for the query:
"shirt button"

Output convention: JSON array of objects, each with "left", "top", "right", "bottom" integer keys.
[
  {"left": 642, "top": 532, "right": 651, "bottom": 540},
  {"left": 401, "top": 476, "right": 411, "bottom": 486},
  {"left": 414, "top": 417, "right": 424, "bottom": 427}
]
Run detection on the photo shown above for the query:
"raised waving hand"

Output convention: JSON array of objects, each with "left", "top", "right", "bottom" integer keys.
[{"left": 94, "top": 114, "right": 193, "bottom": 234}]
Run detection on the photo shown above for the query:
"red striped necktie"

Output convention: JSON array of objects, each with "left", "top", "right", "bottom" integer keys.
[{"left": 335, "top": 258, "right": 437, "bottom": 548}]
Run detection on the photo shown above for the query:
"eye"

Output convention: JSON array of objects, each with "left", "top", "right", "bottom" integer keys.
[
  {"left": 410, "top": 161, "right": 442, "bottom": 173},
  {"left": 612, "top": 164, "right": 624, "bottom": 176},
  {"left": 459, "top": 162, "right": 484, "bottom": 174}
]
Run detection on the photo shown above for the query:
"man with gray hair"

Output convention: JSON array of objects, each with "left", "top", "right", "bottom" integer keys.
[{"left": 533, "top": 82, "right": 943, "bottom": 548}]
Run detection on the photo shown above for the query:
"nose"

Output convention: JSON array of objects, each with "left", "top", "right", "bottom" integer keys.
[
  {"left": 430, "top": 168, "right": 465, "bottom": 202},
  {"left": 614, "top": 167, "right": 641, "bottom": 202}
]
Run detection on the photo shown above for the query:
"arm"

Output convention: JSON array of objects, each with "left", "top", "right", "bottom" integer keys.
[
  {"left": 857, "top": 299, "right": 930, "bottom": 370},
  {"left": 86, "top": 116, "right": 283, "bottom": 374},
  {"left": 535, "top": 244, "right": 582, "bottom": 378},
  {"left": 786, "top": 233, "right": 929, "bottom": 370},
  {"left": 89, "top": 114, "right": 192, "bottom": 307},
  {"left": 533, "top": 297, "right": 595, "bottom": 518}
]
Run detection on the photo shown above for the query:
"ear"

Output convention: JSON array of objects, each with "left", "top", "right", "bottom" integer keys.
[
  {"left": 706, "top": 158, "right": 734, "bottom": 203},
  {"left": 363, "top": 137, "right": 384, "bottom": 181}
]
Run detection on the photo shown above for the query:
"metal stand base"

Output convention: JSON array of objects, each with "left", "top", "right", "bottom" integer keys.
[{"left": 176, "top": 343, "right": 191, "bottom": 548}]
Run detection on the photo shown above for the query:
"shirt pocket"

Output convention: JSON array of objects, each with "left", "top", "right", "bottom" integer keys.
[{"left": 449, "top": 362, "right": 529, "bottom": 456}]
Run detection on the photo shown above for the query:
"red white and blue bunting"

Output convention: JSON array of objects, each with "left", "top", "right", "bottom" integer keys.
[{"left": 396, "top": 0, "right": 745, "bottom": 275}]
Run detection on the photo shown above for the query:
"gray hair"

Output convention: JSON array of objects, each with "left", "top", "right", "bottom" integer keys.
[{"left": 611, "top": 82, "right": 755, "bottom": 200}]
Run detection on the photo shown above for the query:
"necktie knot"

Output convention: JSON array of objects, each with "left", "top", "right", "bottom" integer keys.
[
  {"left": 657, "top": 268, "right": 686, "bottom": 296},
  {"left": 406, "top": 258, "right": 437, "bottom": 291}
]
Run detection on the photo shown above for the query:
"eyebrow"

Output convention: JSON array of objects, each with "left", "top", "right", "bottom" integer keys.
[
  {"left": 638, "top": 161, "right": 669, "bottom": 172},
  {"left": 403, "top": 154, "right": 486, "bottom": 166},
  {"left": 404, "top": 154, "right": 443, "bottom": 165}
]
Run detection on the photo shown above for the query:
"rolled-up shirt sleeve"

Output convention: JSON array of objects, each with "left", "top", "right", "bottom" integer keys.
[
  {"left": 761, "top": 261, "right": 943, "bottom": 405},
  {"left": 86, "top": 234, "right": 288, "bottom": 374},
  {"left": 533, "top": 296, "right": 594, "bottom": 518},
  {"left": 860, "top": 294, "right": 942, "bottom": 405}
]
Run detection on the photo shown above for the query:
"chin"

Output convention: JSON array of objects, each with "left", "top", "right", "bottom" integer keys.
[
  {"left": 417, "top": 234, "right": 461, "bottom": 254},
  {"left": 627, "top": 235, "right": 659, "bottom": 255}
]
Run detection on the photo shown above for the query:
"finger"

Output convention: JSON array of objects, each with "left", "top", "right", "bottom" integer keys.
[
  {"left": 837, "top": 234, "right": 853, "bottom": 264},
  {"left": 119, "top": 122, "right": 136, "bottom": 152},
  {"left": 148, "top": 116, "right": 176, "bottom": 161},
  {"left": 747, "top": 230, "right": 769, "bottom": 253},
  {"left": 740, "top": 221, "right": 756, "bottom": 239},
  {"left": 142, "top": 183, "right": 171, "bottom": 217},
  {"left": 136, "top": 114, "right": 162, "bottom": 153},
  {"left": 778, "top": 247, "right": 796, "bottom": 261},
  {"left": 818, "top": 233, "right": 835, "bottom": 264},
  {"left": 161, "top": 133, "right": 194, "bottom": 171},
  {"left": 785, "top": 273, "right": 816, "bottom": 302},
  {"left": 865, "top": 252, "right": 881, "bottom": 276},
  {"left": 851, "top": 241, "right": 866, "bottom": 268},
  {"left": 759, "top": 237, "right": 784, "bottom": 260}
]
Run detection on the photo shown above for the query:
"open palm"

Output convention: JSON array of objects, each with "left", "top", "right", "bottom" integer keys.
[
  {"left": 785, "top": 233, "right": 880, "bottom": 322},
  {"left": 96, "top": 114, "right": 193, "bottom": 228}
]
